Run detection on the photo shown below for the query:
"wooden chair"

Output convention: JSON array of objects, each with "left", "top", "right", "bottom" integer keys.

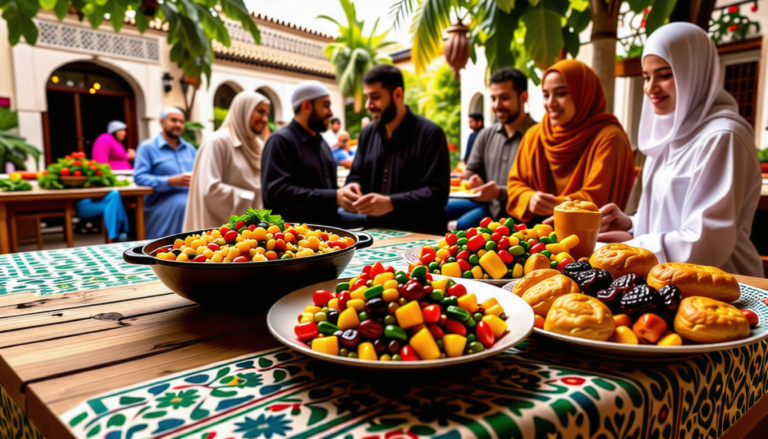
[{"left": 9, "top": 204, "right": 75, "bottom": 252}]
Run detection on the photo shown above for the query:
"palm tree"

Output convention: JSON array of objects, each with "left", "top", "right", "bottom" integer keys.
[{"left": 319, "top": 0, "right": 396, "bottom": 112}]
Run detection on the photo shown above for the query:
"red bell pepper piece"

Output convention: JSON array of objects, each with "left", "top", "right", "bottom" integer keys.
[
  {"left": 476, "top": 321, "right": 495, "bottom": 348},
  {"left": 498, "top": 250, "right": 514, "bottom": 265},
  {"left": 274, "top": 233, "right": 285, "bottom": 240},
  {"left": 457, "top": 250, "right": 471, "bottom": 260},
  {"left": 491, "top": 233, "right": 501, "bottom": 242},
  {"left": 494, "top": 225, "right": 510, "bottom": 236},
  {"left": 422, "top": 305, "right": 441, "bottom": 323},
  {"left": 420, "top": 252, "right": 436, "bottom": 265},
  {"left": 362, "top": 265, "right": 372, "bottom": 274},
  {"left": 513, "top": 224, "right": 527, "bottom": 231},
  {"left": 338, "top": 291, "right": 351, "bottom": 311},
  {"left": 295, "top": 322, "right": 318, "bottom": 341},
  {"left": 427, "top": 323, "right": 444, "bottom": 338},
  {"left": 369, "top": 261, "right": 385, "bottom": 278},
  {"left": 352, "top": 277, "right": 368, "bottom": 291},
  {"left": 467, "top": 235, "right": 486, "bottom": 253},
  {"left": 497, "top": 237, "right": 510, "bottom": 251},
  {"left": 446, "top": 233, "right": 458, "bottom": 245},
  {"left": 458, "top": 259, "right": 472, "bottom": 272},
  {"left": 480, "top": 217, "right": 493, "bottom": 228},
  {"left": 385, "top": 266, "right": 396, "bottom": 273},
  {"left": 313, "top": 290, "right": 334, "bottom": 306},
  {"left": 465, "top": 228, "right": 478, "bottom": 238},
  {"left": 447, "top": 283, "right": 467, "bottom": 298},
  {"left": 448, "top": 245, "right": 459, "bottom": 256},
  {"left": 444, "top": 319, "right": 467, "bottom": 336},
  {"left": 557, "top": 258, "right": 574, "bottom": 272},
  {"left": 400, "top": 345, "right": 419, "bottom": 361},
  {"left": 530, "top": 243, "right": 545, "bottom": 253}
]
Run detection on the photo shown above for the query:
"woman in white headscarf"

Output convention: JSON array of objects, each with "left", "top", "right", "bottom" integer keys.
[
  {"left": 184, "top": 91, "right": 271, "bottom": 230},
  {"left": 598, "top": 22, "right": 763, "bottom": 276}
]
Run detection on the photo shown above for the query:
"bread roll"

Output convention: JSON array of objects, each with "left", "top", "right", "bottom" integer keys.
[
  {"left": 647, "top": 262, "right": 740, "bottom": 303},
  {"left": 522, "top": 274, "right": 581, "bottom": 317},
  {"left": 589, "top": 244, "right": 659, "bottom": 279},
  {"left": 512, "top": 268, "right": 561, "bottom": 297},
  {"left": 674, "top": 296, "right": 750, "bottom": 343},
  {"left": 544, "top": 293, "right": 615, "bottom": 341}
]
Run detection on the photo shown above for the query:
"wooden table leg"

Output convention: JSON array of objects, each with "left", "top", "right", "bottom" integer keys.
[
  {"left": 64, "top": 201, "right": 75, "bottom": 248},
  {"left": 134, "top": 196, "right": 145, "bottom": 240},
  {"left": 0, "top": 203, "right": 10, "bottom": 254},
  {"left": 9, "top": 211, "right": 18, "bottom": 253}
]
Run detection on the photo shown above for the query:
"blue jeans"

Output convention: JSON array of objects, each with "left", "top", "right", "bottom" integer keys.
[
  {"left": 75, "top": 190, "right": 129, "bottom": 239},
  {"left": 447, "top": 199, "right": 491, "bottom": 230},
  {"left": 337, "top": 208, "right": 368, "bottom": 229}
]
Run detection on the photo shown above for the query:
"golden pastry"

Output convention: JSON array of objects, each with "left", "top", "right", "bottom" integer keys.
[
  {"left": 589, "top": 243, "right": 659, "bottom": 279},
  {"left": 512, "top": 269, "right": 561, "bottom": 297},
  {"left": 648, "top": 262, "right": 740, "bottom": 303},
  {"left": 524, "top": 254, "right": 553, "bottom": 276},
  {"left": 544, "top": 293, "right": 615, "bottom": 341},
  {"left": 522, "top": 274, "right": 581, "bottom": 317},
  {"left": 674, "top": 296, "right": 750, "bottom": 343}
]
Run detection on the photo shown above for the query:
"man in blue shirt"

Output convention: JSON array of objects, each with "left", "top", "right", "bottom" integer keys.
[
  {"left": 134, "top": 107, "right": 197, "bottom": 238},
  {"left": 464, "top": 111, "right": 484, "bottom": 162},
  {"left": 331, "top": 130, "right": 354, "bottom": 169}
]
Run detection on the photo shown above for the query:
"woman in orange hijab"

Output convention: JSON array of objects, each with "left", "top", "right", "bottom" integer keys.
[{"left": 506, "top": 60, "right": 635, "bottom": 222}]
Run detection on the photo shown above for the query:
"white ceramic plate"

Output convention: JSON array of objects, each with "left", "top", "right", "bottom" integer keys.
[
  {"left": 450, "top": 191, "right": 481, "bottom": 199},
  {"left": 501, "top": 281, "right": 768, "bottom": 359},
  {"left": 267, "top": 276, "right": 534, "bottom": 369},
  {"left": 402, "top": 248, "right": 515, "bottom": 287}
]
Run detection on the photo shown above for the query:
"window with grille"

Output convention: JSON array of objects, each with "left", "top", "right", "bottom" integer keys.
[{"left": 724, "top": 61, "right": 759, "bottom": 127}]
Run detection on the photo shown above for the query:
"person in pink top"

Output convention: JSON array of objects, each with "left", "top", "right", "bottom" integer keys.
[{"left": 92, "top": 121, "right": 134, "bottom": 170}]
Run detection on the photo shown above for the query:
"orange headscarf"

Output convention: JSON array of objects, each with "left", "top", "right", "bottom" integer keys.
[{"left": 506, "top": 59, "right": 636, "bottom": 221}]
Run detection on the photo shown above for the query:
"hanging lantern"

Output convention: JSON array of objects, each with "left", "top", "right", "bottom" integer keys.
[{"left": 444, "top": 21, "right": 470, "bottom": 78}]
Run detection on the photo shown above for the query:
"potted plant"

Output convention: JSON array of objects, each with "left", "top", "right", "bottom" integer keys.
[
  {"left": 759, "top": 148, "right": 768, "bottom": 174},
  {"left": 38, "top": 152, "right": 130, "bottom": 189},
  {"left": 0, "top": 107, "right": 41, "bottom": 172}
]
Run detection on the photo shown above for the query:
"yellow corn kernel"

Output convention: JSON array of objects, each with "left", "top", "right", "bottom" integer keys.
[
  {"left": 305, "top": 305, "right": 321, "bottom": 314},
  {"left": 410, "top": 327, "right": 440, "bottom": 360},
  {"left": 253, "top": 228, "right": 267, "bottom": 241},
  {"left": 183, "top": 247, "right": 196, "bottom": 255},
  {"left": 350, "top": 286, "right": 368, "bottom": 300},
  {"left": 346, "top": 299, "right": 365, "bottom": 311},
  {"left": 203, "top": 249, "right": 214, "bottom": 259},
  {"left": 307, "top": 236, "right": 320, "bottom": 250},
  {"left": 241, "top": 229, "right": 254, "bottom": 239},
  {"left": 176, "top": 253, "right": 189, "bottom": 262},
  {"left": 196, "top": 246, "right": 206, "bottom": 255},
  {"left": 481, "top": 315, "right": 508, "bottom": 338},
  {"left": 382, "top": 288, "right": 399, "bottom": 302},
  {"left": 227, "top": 248, "right": 241, "bottom": 259},
  {"left": 477, "top": 249, "right": 487, "bottom": 258},
  {"left": 252, "top": 254, "right": 267, "bottom": 262},
  {"left": 471, "top": 265, "right": 483, "bottom": 280},
  {"left": 482, "top": 298, "right": 499, "bottom": 309},
  {"left": 373, "top": 272, "right": 395, "bottom": 285},
  {"left": 210, "top": 254, "right": 223, "bottom": 263},
  {"left": 611, "top": 326, "right": 639, "bottom": 344},
  {"left": 440, "top": 262, "right": 462, "bottom": 278},
  {"left": 337, "top": 308, "right": 360, "bottom": 330},
  {"left": 235, "top": 235, "right": 244, "bottom": 243},
  {"left": 357, "top": 342, "right": 378, "bottom": 360},
  {"left": 328, "top": 298, "right": 339, "bottom": 310},
  {"left": 191, "top": 239, "right": 205, "bottom": 249},
  {"left": 383, "top": 280, "right": 399, "bottom": 290},
  {"left": 267, "top": 225, "right": 281, "bottom": 234},
  {"left": 437, "top": 239, "right": 448, "bottom": 248},
  {"left": 173, "top": 239, "right": 184, "bottom": 248},
  {"left": 298, "top": 240, "right": 309, "bottom": 248},
  {"left": 185, "top": 236, "right": 194, "bottom": 246},
  {"left": 299, "top": 312, "right": 314, "bottom": 323},
  {"left": 311, "top": 336, "right": 339, "bottom": 356},
  {"left": 457, "top": 293, "right": 478, "bottom": 313},
  {"left": 395, "top": 300, "right": 424, "bottom": 329},
  {"left": 203, "top": 235, "right": 213, "bottom": 243},
  {"left": 657, "top": 333, "right": 683, "bottom": 347},
  {"left": 256, "top": 247, "right": 266, "bottom": 255},
  {"left": 211, "top": 229, "right": 222, "bottom": 239},
  {"left": 236, "top": 241, "right": 250, "bottom": 253},
  {"left": 512, "top": 263, "right": 524, "bottom": 278},
  {"left": 431, "top": 279, "right": 448, "bottom": 291},
  {"left": 485, "top": 304, "right": 504, "bottom": 317},
  {"left": 295, "top": 226, "right": 308, "bottom": 235},
  {"left": 443, "top": 334, "right": 467, "bottom": 358}
]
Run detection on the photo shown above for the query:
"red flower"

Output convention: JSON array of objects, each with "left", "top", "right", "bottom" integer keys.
[
  {"left": 728, "top": 5, "right": 739, "bottom": 13},
  {"left": 561, "top": 377, "right": 587, "bottom": 386},
  {"left": 644, "top": 7, "right": 650, "bottom": 15},
  {"left": 752, "top": 3, "right": 758, "bottom": 12},
  {"left": 729, "top": 24, "right": 739, "bottom": 32},
  {"left": 641, "top": 18, "right": 647, "bottom": 28},
  {"left": 448, "top": 143, "right": 457, "bottom": 152}
]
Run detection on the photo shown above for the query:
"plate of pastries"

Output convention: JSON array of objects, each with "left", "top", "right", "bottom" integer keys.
[{"left": 503, "top": 243, "right": 768, "bottom": 359}]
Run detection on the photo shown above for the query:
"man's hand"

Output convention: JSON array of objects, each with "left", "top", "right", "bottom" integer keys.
[
  {"left": 127, "top": 148, "right": 136, "bottom": 161},
  {"left": 598, "top": 230, "right": 634, "bottom": 243},
  {"left": 600, "top": 203, "right": 632, "bottom": 232},
  {"left": 168, "top": 173, "right": 191, "bottom": 187},
  {"left": 473, "top": 181, "right": 501, "bottom": 202},
  {"left": 467, "top": 174, "right": 484, "bottom": 188},
  {"left": 339, "top": 183, "right": 362, "bottom": 212},
  {"left": 353, "top": 193, "right": 394, "bottom": 217},
  {"left": 528, "top": 192, "right": 560, "bottom": 216}
]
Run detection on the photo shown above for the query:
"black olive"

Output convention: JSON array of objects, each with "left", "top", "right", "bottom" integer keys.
[
  {"left": 364, "top": 297, "right": 387, "bottom": 318},
  {"left": 574, "top": 269, "right": 613, "bottom": 296},
  {"left": 326, "top": 309, "right": 339, "bottom": 325},
  {"left": 620, "top": 285, "right": 662, "bottom": 317},
  {"left": 339, "top": 329, "right": 360, "bottom": 348},
  {"left": 658, "top": 285, "right": 682, "bottom": 313},
  {"left": 563, "top": 261, "right": 592, "bottom": 280},
  {"left": 171, "top": 248, "right": 182, "bottom": 256}
]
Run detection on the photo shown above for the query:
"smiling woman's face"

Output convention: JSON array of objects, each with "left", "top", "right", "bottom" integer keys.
[
  {"left": 542, "top": 72, "right": 575, "bottom": 126},
  {"left": 643, "top": 55, "right": 676, "bottom": 115}
]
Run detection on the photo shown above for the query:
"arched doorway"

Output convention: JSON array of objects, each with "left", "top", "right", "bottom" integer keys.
[
  {"left": 256, "top": 86, "right": 283, "bottom": 129},
  {"left": 470, "top": 92, "right": 484, "bottom": 121},
  {"left": 43, "top": 62, "right": 137, "bottom": 164},
  {"left": 213, "top": 82, "right": 242, "bottom": 130}
]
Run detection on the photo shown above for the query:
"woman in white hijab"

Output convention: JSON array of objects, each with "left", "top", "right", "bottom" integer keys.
[
  {"left": 599, "top": 22, "right": 763, "bottom": 276},
  {"left": 184, "top": 91, "right": 271, "bottom": 230}
]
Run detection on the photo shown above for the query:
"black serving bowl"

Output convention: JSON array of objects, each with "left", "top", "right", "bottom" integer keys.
[{"left": 123, "top": 225, "right": 373, "bottom": 312}]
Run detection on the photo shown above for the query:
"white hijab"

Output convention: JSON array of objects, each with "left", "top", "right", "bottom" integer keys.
[
  {"left": 638, "top": 22, "right": 753, "bottom": 158},
  {"left": 220, "top": 91, "right": 270, "bottom": 170}
]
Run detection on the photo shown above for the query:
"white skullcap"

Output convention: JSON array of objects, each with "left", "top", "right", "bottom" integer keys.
[
  {"left": 291, "top": 80, "right": 330, "bottom": 111},
  {"left": 107, "top": 120, "right": 127, "bottom": 134},
  {"left": 160, "top": 107, "right": 184, "bottom": 120}
]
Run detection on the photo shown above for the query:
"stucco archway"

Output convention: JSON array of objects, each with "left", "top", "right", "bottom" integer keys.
[{"left": 255, "top": 85, "right": 283, "bottom": 125}]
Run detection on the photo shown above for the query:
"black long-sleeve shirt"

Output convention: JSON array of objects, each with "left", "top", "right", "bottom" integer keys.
[
  {"left": 261, "top": 120, "right": 339, "bottom": 226},
  {"left": 346, "top": 108, "right": 450, "bottom": 234}
]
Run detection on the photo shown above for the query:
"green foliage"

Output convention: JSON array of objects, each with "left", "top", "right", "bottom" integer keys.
[
  {"left": 319, "top": 0, "right": 395, "bottom": 111},
  {"left": 227, "top": 208, "right": 285, "bottom": 230},
  {"left": 758, "top": 147, "right": 768, "bottom": 164},
  {"left": 0, "top": 177, "right": 32, "bottom": 191},
  {"left": 403, "top": 63, "right": 461, "bottom": 168},
  {"left": 0, "top": 107, "right": 41, "bottom": 171},
  {"left": 710, "top": 4, "right": 761, "bottom": 45},
  {"left": 38, "top": 154, "right": 129, "bottom": 189},
  {"left": 182, "top": 120, "right": 205, "bottom": 148},
  {"left": 213, "top": 106, "right": 229, "bottom": 131},
  {"left": 345, "top": 101, "right": 370, "bottom": 140},
  {"left": 0, "top": 0, "right": 260, "bottom": 86},
  {"left": 393, "top": 0, "right": 676, "bottom": 79}
]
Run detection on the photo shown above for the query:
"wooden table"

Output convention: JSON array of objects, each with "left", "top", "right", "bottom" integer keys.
[
  {"left": 0, "top": 184, "right": 152, "bottom": 253},
  {"left": 1, "top": 233, "right": 767, "bottom": 439}
]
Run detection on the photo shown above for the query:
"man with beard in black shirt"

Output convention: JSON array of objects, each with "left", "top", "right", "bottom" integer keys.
[
  {"left": 261, "top": 81, "right": 364, "bottom": 227},
  {"left": 340, "top": 65, "right": 450, "bottom": 234}
]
